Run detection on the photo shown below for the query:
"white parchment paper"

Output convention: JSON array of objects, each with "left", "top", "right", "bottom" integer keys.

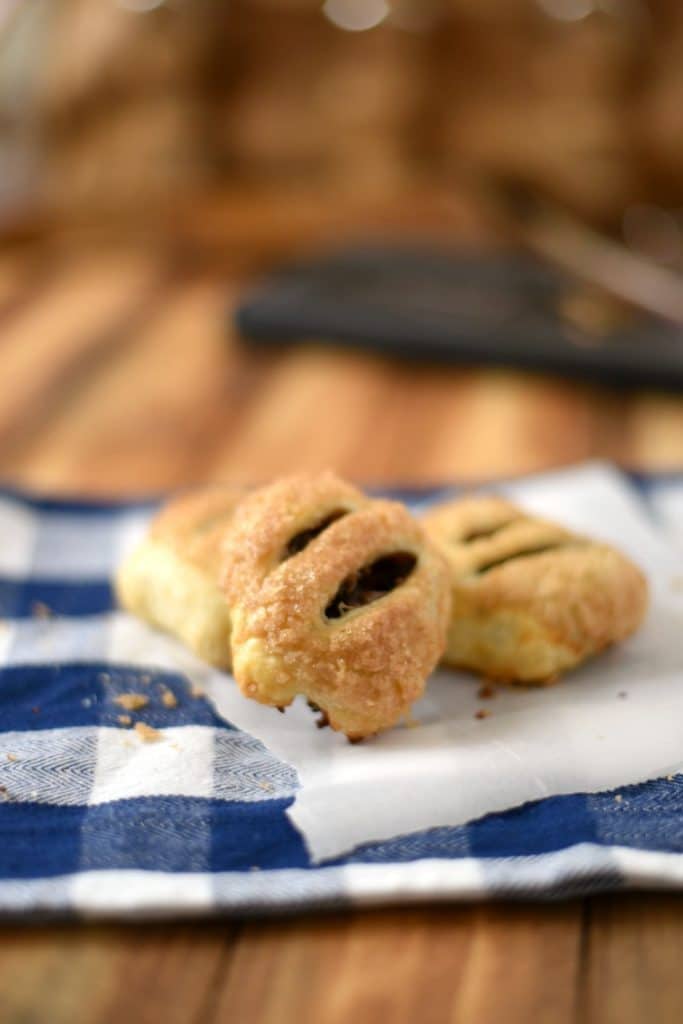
[{"left": 114, "top": 464, "right": 683, "bottom": 862}]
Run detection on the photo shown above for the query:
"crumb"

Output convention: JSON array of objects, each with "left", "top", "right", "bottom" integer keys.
[
  {"left": 256, "top": 780, "right": 273, "bottom": 792},
  {"left": 114, "top": 693, "right": 149, "bottom": 711},
  {"left": 477, "top": 685, "right": 497, "bottom": 700},
  {"left": 666, "top": 773, "right": 678, "bottom": 782},
  {"left": 6, "top": 753, "right": 17, "bottom": 762},
  {"left": 475, "top": 709, "right": 491, "bottom": 720},
  {"left": 614, "top": 794, "right": 623, "bottom": 803},
  {"left": 134, "top": 721, "right": 162, "bottom": 743},
  {"left": 31, "top": 601, "right": 53, "bottom": 619},
  {"left": 160, "top": 688, "right": 178, "bottom": 709},
  {"left": 189, "top": 682, "right": 205, "bottom": 699},
  {"left": 117, "top": 714, "right": 132, "bottom": 727},
  {"left": 617, "top": 691, "right": 628, "bottom": 699}
]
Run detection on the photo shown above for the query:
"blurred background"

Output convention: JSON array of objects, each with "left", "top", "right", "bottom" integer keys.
[
  {"left": 3, "top": 0, "right": 683, "bottom": 230},
  {"left": 0, "top": 0, "right": 682, "bottom": 494}
]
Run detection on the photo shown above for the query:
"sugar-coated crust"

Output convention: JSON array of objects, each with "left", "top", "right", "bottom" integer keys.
[
  {"left": 421, "top": 495, "right": 648, "bottom": 683},
  {"left": 221, "top": 472, "right": 451, "bottom": 739},
  {"left": 115, "top": 487, "right": 243, "bottom": 667}
]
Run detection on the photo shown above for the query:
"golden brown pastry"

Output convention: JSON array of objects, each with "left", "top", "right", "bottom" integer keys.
[
  {"left": 421, "top": 495, "right": 648, "bottom": 684},
  {"left": 221, "top": 473, "right": 451, "bottom": 740},
  {"left": 115, "top": 487, "right": 244, "bottom": 667}
]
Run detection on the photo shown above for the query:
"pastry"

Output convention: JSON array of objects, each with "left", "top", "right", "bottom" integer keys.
[
  {"left": 221, "top": 472, "right": 451, "bottom": 739},
  {"left": 115, "top": 486, "right": 244, "bottom": 667},
  {"left": 421, "top": 495, "right": 648, "bottom": 684}
]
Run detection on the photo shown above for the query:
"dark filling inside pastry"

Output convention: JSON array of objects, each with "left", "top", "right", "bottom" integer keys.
[
  {"left": 325, "top": 552, "right": 417, "bottom": 619},
  {"left": 475, "top": 541, "right": 577, "bottom": 575},
  {"left": 283, "top": 510, "right": 348, "bottom": 559}
]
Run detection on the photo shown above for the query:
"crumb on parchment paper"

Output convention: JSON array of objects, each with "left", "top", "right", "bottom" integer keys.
[
  {"left": 114, "top": 693, "right": 149, "bottom": 711},
  {"left": 6, "top": 753, "right": 18, "bottom": 762},
  {"left": 477, "top": 685, "right": 497, "bottom": 700},
  {"left": 475, "top": 709, "right": 491, "bottom": 720},
  {"left": 134, "top": 722, "right": 162, "bottom": 743}
]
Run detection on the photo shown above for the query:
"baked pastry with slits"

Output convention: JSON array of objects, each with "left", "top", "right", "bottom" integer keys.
[
  {"left": 421, "top": 495, "right": 648, "bottom": 684},
  {"left": 221, "top": 473, "right": 451, "bottom": 740},
  {"left": 115, "top": 487, "right": 244, "bottom": 667}
]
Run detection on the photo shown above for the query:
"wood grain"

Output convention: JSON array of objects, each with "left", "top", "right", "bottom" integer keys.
[
  {"left": 208, "top": 906, "right": 581, "bottom": 1024},
  {"left": 2, "top": 254, "right": 681, "bottom": 494},
  {"left": 0, "top": 924, "right": 237, "bottom": 1024},
  {"left": 0, "top": 236, "right": 681, "bottom": 1024},
  {"left": 580, "top": 895, "right": 683, "bottom": 1024}
]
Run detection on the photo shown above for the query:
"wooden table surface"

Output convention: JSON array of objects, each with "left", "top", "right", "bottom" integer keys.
[{"left": 0, "top": 230, "right": 681, "bottom": 1024}]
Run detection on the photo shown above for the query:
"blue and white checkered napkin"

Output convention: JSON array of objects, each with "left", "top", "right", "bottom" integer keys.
[{"left": 1, "top": 464, "right": 682, "bottom": 919}]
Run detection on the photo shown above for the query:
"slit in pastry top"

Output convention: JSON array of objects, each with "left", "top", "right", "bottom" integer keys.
[
  {"left": 460, "top": 517, "right": 520, "bottom": 544},
  {"left": 282, "top": 509, "right": 349, "bottom": 559},
  {"left": 474, "top": 540, "right": 581, "bottom": 575},
  {"left": 325, "top": 551, "right": 417, "bottom": 620}
]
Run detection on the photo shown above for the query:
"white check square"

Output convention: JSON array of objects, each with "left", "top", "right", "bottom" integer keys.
[{"left": 90, "top": 725, "right": 215, "bottom": 804}]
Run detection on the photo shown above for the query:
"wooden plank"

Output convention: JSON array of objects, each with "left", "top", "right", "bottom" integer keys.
[
  {"left": 209, "top": 344, "right": 392, "bottom": 483},
  {"left": 373, "top": 367, "right": 602, "bottom": 483},
  {"left": 0, "top": 252, "right": 163, "bottom": 458},
  {"left": 580, "top": 895, "right": 683, "bottom": 1024},
  {"left": 0, "top": 923, "right": 238, "bottom": 1024},
  {"left": 0, "top": 257, "right": 28, "bottom": 310},
  {"left": 1, "top": 278, "right": 256, "bottom": 494},
  {"left": 207, "top": 905, "right": 581, "bottom": 1024},
  {"left": 209, "top": 347, "right": 605, "bottom": 487},
  {"left": 1, "top": 257, "right": 681, "bottom": 493},
  {"left": 628, "top": 394, "right": 683, "bottom": 470}
]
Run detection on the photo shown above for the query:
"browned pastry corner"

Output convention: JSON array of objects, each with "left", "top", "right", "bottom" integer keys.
[
  {"left": 115, "top": 486, "right": 245, "bottom": 667},
  {"left": 421, "top": 495, "right": 648, "bottom": 685},
  {"left": 221, "top": 472, "right": 451, "bottom": 740}
]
